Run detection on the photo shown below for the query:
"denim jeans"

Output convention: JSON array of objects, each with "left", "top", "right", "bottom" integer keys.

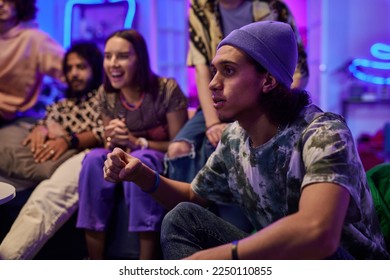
[
  {"left": 161, "top": 202, "right": 355, "bottom": 260},
  {"left": 165, "top": 109, "right": 214, "bottom": 183},
  {"left": 161, "top": 202, "right": 250, "bottom": 259}
]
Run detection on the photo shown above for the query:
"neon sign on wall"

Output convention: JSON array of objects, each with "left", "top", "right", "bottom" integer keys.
[
  {"left": 349, "top": 43, "right": 390, "bottom": 85},
  {"left": 63, "top": 0, "right": 136, "bottom": 48}
]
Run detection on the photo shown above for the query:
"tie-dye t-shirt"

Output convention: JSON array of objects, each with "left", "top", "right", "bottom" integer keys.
[{"left": 192, "top": 104, "right": 389, "bottom": 259}]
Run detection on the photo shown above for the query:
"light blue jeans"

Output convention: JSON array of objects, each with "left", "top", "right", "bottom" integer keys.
[
  {"left": 165, "top": 109, "right": 214, "bottom": 182},
  {"left": 161, "top": 202, "right": 355, "bottom": 260}
]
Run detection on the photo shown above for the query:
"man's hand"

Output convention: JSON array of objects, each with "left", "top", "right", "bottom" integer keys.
[
  {"left": 32, "top": 137, "right": 68, "bottom": 163},
  {"left": 104, "top": 147, "right": 143, "bottom": 183}
]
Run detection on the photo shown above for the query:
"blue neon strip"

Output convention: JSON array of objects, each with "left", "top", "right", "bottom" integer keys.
[
  {"left": 349, "top": 43, "right": 390, "bottom": 85},
  {"left": 371, "top": 43, "right": 390, "bottom": 60},
  {"left": 351, "top": 58, "right": 390, "bottom": 70},
  {"left": 63, "top": 0, "right": 135, "bottom": 49},
  {"left": 349, "top": 63, "right": 390, "bottom": 85}
]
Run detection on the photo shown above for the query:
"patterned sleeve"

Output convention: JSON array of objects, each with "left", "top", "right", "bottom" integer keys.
[
  {"left": 85, "top": 94, "right": 104, "bottom": 143},
  {"left": 37, "top": 94, "right": 104, "bottom": 143},
  {"left": 187, "top": 0, "right": 220, "bottom": 66},
  {"left": 300, "top": 113, "right": 364, "bottom": 222},
  {"left": 37, "top": 101, "right": 61, "bottom": 126},
  {"left": 97, "top": 85, "right": 115, "bottom": 122},
  {"left": 164, "top": 78, "right": 188, "bottom": 113},
  {"left": 268, "top": 0, "right": 309, "bottom": 88}
]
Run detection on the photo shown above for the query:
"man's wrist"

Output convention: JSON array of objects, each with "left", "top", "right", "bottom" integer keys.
[
  {"left": 231, "top": 240, "right": 239, "bottom": 260},
  {"left": 142, "top": 169, "right": 160, "bottom": 193},
  {"left": 57, "top": 133, "right": 79, "bottom": 149},
  {"left": 58, "top": 135, "right": 70, "bottom": 146}
]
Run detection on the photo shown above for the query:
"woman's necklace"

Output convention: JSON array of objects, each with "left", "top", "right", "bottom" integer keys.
[{"left": 119, "top": 92, "right": 144, "bottom": 111}]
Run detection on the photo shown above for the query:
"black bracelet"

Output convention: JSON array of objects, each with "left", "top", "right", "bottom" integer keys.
[
  {"left": 231, "top": 240, "right": 239, "bottom": 260},
  {"left": 142, "top": 170, "right": 160, "bottom": 193},
  {"left": 69, "top": 133, "right": 79, "bottom": 149}
]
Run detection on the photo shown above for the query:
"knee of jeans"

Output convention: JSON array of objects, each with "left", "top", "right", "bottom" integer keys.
[
  {"left": 167, "top": 141, "right": 193, "bottom": 159},
  {"left": 162, "top": 202, "right": 199, "bottom": 231}
]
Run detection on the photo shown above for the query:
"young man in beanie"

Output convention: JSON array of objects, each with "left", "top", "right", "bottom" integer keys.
[
  {"left": 103, "top": 21, "right": 389, "bottom": 259},
  {"left": 166, "top": 0, "right": 309, "bottom": 234}
]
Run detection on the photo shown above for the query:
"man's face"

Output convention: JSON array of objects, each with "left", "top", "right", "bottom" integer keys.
[
  {"left": 65, "top": 52, "right": 93, "bottom": 94},
  {"left": 209, "top": 45, "right": 266, "bottom": 124},
  {"left": 0, "top": 0, "right": 17, "bottom": 23}
]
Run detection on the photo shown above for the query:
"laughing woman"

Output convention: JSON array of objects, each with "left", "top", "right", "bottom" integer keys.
[{"left": 76, "top": 29, "right": 188, "bottom": 259}]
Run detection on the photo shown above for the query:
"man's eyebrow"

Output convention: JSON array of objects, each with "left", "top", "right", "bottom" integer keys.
[
  {"left": 211, "top": 59, "right": 238, "bottom": 67},
  {"left": 103, "top": 51, "right": 131, "bottom": 54}
]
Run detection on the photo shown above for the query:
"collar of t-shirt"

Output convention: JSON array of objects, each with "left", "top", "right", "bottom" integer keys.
[{"left": 219, "top": 1, "right": 253, "bottom": 37}]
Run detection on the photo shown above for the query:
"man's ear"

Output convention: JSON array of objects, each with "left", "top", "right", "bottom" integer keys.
[{"left": 262, "top": 73, "right": 278, "bottom": 93}]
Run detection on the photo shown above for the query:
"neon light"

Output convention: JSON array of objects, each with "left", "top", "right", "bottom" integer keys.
[
  {"left": 349, "top": 43, "right": 390, "bottom": 85},
  {"left": 371, "top": 43, "right": 390, "bottom": 60},
  {"left": 350, "top": 58, "right": 390, "bottom": 70},
  {"left": 63, "top": 0, "right": 136, "bottom": 49}
]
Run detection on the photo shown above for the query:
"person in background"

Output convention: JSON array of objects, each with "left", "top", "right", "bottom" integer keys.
[
  {"left": 104, "top": 21, "right": 389, "bottom": 260},
  {"left": 0, "top": 0, "right": 64, "bottom": 124},
  {"left": 76, "top": 29, "right": 188, "bottom": 260},
  {"left": 0, "top": 41, "right": 104, "bottom": 259},
  {"left": 165, "top": 0, "right": 309, "bottom": 232}
]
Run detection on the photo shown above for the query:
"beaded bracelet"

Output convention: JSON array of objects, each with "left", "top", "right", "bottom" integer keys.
[
  {"left": 142, "top": 169, "right": 160, "bottom": 193},
  {"left": 231, "top": 240, "right": 239, "bottom": 260}
]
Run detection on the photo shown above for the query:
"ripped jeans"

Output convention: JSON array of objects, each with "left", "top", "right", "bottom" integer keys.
[
  {"left": 165, "top": 110, "right": 254, "bottom": 233},
  {"left": 165, "top": 109, "right": 214, "bottom": 183}
]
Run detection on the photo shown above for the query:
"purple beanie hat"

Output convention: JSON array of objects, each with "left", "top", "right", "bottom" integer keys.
[{"left": 217, "top": 21, "right": 297, "bottom": 88}]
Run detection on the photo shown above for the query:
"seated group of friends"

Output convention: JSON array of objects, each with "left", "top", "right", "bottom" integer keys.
[{"left": 0, "top": 0, "right": 388, "bottom": 260}]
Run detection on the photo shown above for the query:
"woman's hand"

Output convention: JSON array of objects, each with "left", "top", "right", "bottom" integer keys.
[
  {"left": 104, "top": 118, "right": 139, "bottom": 151},
  {"left": 32, "top": 137, "right": 69, "bottom": 163},
  {"left": 205, "top": 123, "right": 227, "bottom": 147},
  {"left": 23, "top": 125, "right": 49, "bottom": 153}
]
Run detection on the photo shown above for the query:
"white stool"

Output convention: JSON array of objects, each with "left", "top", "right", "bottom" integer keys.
[{"left": 0, "top": 182, "right": 16, "bottom": 205}]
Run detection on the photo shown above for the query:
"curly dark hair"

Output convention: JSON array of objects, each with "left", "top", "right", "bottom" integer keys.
[
  {"left": 63, "top": 41, "right": 104, "bottom": 99},
  {"left": 9, "top": 0, "right": 37, "bottom": 22},
  {"left": 247, "top": 52, "right": 312, "bottom": 126},
  {"left": 259, "top": 85, "right": 311, "bottom": 126}
]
